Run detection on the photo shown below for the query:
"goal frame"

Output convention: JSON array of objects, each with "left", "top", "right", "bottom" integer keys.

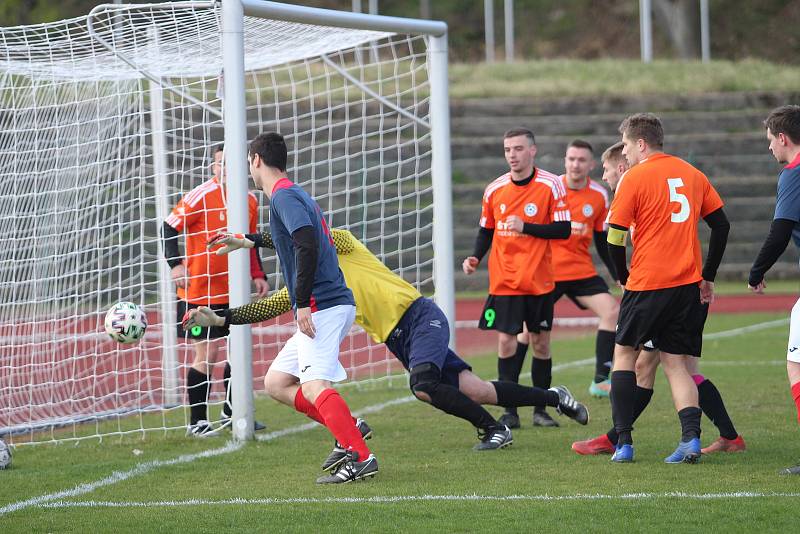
[{"left": 221, "top": 0, "right": 454, "bottom": 440}]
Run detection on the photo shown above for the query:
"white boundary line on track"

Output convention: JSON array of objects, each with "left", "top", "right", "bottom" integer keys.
[
  {"left": 31, "top": 491, "right": 800, "bottom": 509},
  {"left": 1, "top": 317, "right": 789, "bottom": 516}
]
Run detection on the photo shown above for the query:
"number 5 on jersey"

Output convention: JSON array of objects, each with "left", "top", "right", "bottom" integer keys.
[{"left": 667, "top": 178, "right": 690, "bottom": 223}]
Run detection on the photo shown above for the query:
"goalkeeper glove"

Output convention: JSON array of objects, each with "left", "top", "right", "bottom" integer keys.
[
  {"left": 207, "top": 232, "right": 254, "bottom": 255},
  {"left": 182, "top": 306, "right": 225, "bottom": 329}
]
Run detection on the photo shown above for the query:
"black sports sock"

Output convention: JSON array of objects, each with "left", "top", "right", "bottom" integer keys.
[
  {"left": 697, "top": 379, "right": 738, "bottom": 440},
  {"left": 594, "top": 330, "right": 615, "bottom": 383},
  {"left": 678, "top": 406, "right": 702, "bottom": 441},
  {"left": 610, "top": 370, "right": 636, "bottom": 446},
  {"left": 223, "top": 362, "right": 233, "bottom": 418},
  {"left": 606, "top": 385, "right": 653, "bottom": 445},
  {"left": 423, "top": 383, "right": 497, "bottom": 430},
  {"left": 531, "top": 357, "right": 552, "bottom": 414},
  {"left": 497, "top": 346, "right": 526, "bottom": 415},
  {"left": 492, "top": 381, "right": 559, "bottom": 408},
  {"left": 186, "top": 367, "right": 209, "bottom": 424}
]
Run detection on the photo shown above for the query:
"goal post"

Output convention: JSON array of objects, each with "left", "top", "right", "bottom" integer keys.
[
  {"left": 224, "top": 0, "right": 455, "bottom": 440},
  {"left": 0, "top": 0, "right": 454, "bottom": 445}
]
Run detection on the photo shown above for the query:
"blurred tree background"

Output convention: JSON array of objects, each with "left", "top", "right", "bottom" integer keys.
[{"left": 0, "top": 0, "right": 797, "bottom": 64}]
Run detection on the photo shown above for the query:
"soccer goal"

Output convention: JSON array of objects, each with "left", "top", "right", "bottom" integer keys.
[{"left": 0, "top": 1, "right": 454, "bottom": 444}]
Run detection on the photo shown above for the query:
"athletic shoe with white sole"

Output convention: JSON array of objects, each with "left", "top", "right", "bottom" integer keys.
[
  {"left": 186, "top": 420, "right": 214, "bottom": 437},
  {"left": 316, "top": 451, "right": 378, "bottom": 484},
  {"left": 474, "top": 425, "right": 513, "bottom": 451},
  {"left": 550, "top": 385, "right": 590, "bottom": 425},
  {"left": 321, "top": 418, "right": 373, "bottom": 472}
]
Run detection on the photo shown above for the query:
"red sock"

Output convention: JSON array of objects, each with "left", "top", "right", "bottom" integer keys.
[
  {"left": 294, "top": 388, "right": 325, "bottom": 424},
  {"left": 791, "top": 381, "right": 800, "bottom": 425},
  {"left": 314, "top": 389, "right": 370, "bottom": 460}
]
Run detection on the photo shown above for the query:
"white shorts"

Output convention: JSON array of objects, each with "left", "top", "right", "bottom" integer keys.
[
  {"left": 788, "top": 298, "right": 800, "bottom": 363},
  {"left": 270, "top": 304, "right": 356, "bottom": 383}
]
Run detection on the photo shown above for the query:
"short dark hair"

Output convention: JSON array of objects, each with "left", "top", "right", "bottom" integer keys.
[
  {"left": 764, "top": 105, "right": 800, "bottom": 144},
  {"left": 214, "top": 143, "right": 224, "bottom": 154},
  {"left": 618, "top": 113, "right": 664, "bottom": 149},
  {"left": 503, "top": 127, "right": 535, "bottom": 145},
  {"left": 567, "top": 139, "right": 594, "bottom": 154},
  {"left": 601, "top": 141, "right": 625, "bottom": 164},
  {"left": 249, "top": 132, "right": 287, "bottom": 172}
]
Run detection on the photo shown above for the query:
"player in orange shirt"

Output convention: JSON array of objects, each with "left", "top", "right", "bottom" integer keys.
[
  {"left": 162, "top": 145, "right": 269, "bottom": 436},
  {"left": 463, "top": 127, "right": 571, "bottom": 429},
  {"left": 605, "top": 114, "right": 730, "bottom": 463},
  {"left": 572, "top": 141, "right": 745, "bottom": 456},
  {"left": 539, "top": 139, "right": 619, "bottom": 399}
]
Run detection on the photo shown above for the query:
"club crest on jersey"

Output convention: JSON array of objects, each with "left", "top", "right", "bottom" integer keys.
[
  {"left": 524, "top": 203, "right": 538, "bottom": 217},
  {"left": 582, "top": 204, "right": 593, "bottom": 217}
]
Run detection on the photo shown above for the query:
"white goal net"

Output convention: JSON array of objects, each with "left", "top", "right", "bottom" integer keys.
[{"left": 0, "top": 1, "right": 444, "bottom": 444}]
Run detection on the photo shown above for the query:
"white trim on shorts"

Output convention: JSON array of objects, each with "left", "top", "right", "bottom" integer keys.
[
  {"left": 270, "top": 304, "right": 356, "bottom": 383},
  {"left": 788, "top": 298, "right": 800, "bottom": 363}
]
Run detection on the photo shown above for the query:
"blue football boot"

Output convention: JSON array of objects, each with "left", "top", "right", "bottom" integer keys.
[
  {"left": 664, "top": 438, "right": 701, "bottom": 464},
  {"left": 611, "top": 443, "right": 634, "bottom": 463}
]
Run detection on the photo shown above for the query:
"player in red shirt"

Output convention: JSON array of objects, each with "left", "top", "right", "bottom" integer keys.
[
  {"left": 606, "top": 114, "right": 730, "bottom": 463},
  {"left": 463, "top": 127, "right": 571, "bottom": 429},
  {"left": 163, "top": 145, "right": 269, "bottom": 436}
]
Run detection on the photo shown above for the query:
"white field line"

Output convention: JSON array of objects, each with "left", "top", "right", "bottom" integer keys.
[
  {"left": 0, "top": 397, "right": 415, "bottom": 516},
  {"left": 1, "top": 317, "right": 788, "bottom": 516},
  {"left": 32, "top": 492, "right": 800, "bottom": 509}
]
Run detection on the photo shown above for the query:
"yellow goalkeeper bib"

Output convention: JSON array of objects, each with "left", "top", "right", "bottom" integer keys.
[{"left": 333, "top": 230, "right": 422, "bottom": 343}]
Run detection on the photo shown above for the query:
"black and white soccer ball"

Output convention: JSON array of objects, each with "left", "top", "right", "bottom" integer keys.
[
  {"left": 0, "top": 438, "right": 11, "bottom": 470},
  {"left": 104, "top": 301, "right": 148, "bottom": 344}
]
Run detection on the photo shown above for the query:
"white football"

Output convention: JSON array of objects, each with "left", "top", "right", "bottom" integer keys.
[
  {"left": 104, "top": 301, "right": 148, "bottom": 344},
  {"left": 0, "top": 438, "right": 11, "bottom": 470}
]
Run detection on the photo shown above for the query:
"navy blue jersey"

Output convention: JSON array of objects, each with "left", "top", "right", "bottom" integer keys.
[
  {"left": 774, "top": 153, "right": 800, "bottom": 250},
  {"left": 269, "top": 178, "right": 354, "bottom": 312}
]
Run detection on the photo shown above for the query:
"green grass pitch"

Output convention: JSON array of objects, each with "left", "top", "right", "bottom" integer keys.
[{"left": 1, "top": 311, "right": 798, "bottom": 532}]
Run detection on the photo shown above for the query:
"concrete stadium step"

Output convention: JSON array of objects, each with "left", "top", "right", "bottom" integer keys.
[
  {"left": 454, "top": 154, "right": 780, "bottom": 181},
  {"left": 449, "top": 92, "right": 799, "bottom": 118},
  {"left": 451, "top": 109, "right": 769, "bottom": 138}
]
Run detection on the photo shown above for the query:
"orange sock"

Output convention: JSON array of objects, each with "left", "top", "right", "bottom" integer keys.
[
  {"left": 315, "top": 389, "right": 370, "bottom": 460},
  {"left": 792, "top": 382, "right": 800, "bottom": 425},
  {"left": 294, "top": 388, "right": 324, "bottom": 424}
]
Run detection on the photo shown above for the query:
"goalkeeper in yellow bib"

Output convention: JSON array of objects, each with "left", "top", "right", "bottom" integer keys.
[{"left": 185, "top": 229, "right": 589, "bottom": 453}]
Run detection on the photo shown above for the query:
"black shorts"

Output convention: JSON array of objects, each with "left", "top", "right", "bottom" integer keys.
[
  {"left": 552, "top": 275, "right": 610, "bottom": 310},
  {"left": 176, "top": 301, "right": 230, "bottom": 340},
  {"left": 641, "top": 303, "right": 709, "bottom": 354},
  {"left": 616, "top": 283, "right": 705, "bottom": 357},
  {"left": 384, "top": 298, "right": 472, "bottom": 388},
  {"left": 478, "top": 293, "right": 554, "bottom": 335}
]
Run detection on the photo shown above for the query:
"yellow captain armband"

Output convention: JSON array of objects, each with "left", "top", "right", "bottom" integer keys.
[{"left": 607, "top": 227, "right": 628, "bottom": 247}]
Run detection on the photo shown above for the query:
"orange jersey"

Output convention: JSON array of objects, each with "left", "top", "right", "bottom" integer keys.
[
  {"left": 607, "top": 153, "right": 724, "bottom": 291},
  {"left": 480, "top": 168, "right": 571, "bottom": 295},
  {"left": 165, "top": 178, "right": 262, "bottom": 305},
  {"left": 551, "top": 176, "right": 610, "bottom": 282}
]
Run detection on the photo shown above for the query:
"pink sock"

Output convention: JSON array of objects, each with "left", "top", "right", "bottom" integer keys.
[{"left": 692, "top": 374, "right": 706, "bottom": 386}]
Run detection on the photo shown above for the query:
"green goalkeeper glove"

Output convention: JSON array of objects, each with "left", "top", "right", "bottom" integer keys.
[
  {"left": 207, "top": 232, "right": 254, "bottom": 255},
  {"left": 182, "top": 306, "right": 225, "bottom": 329}
]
